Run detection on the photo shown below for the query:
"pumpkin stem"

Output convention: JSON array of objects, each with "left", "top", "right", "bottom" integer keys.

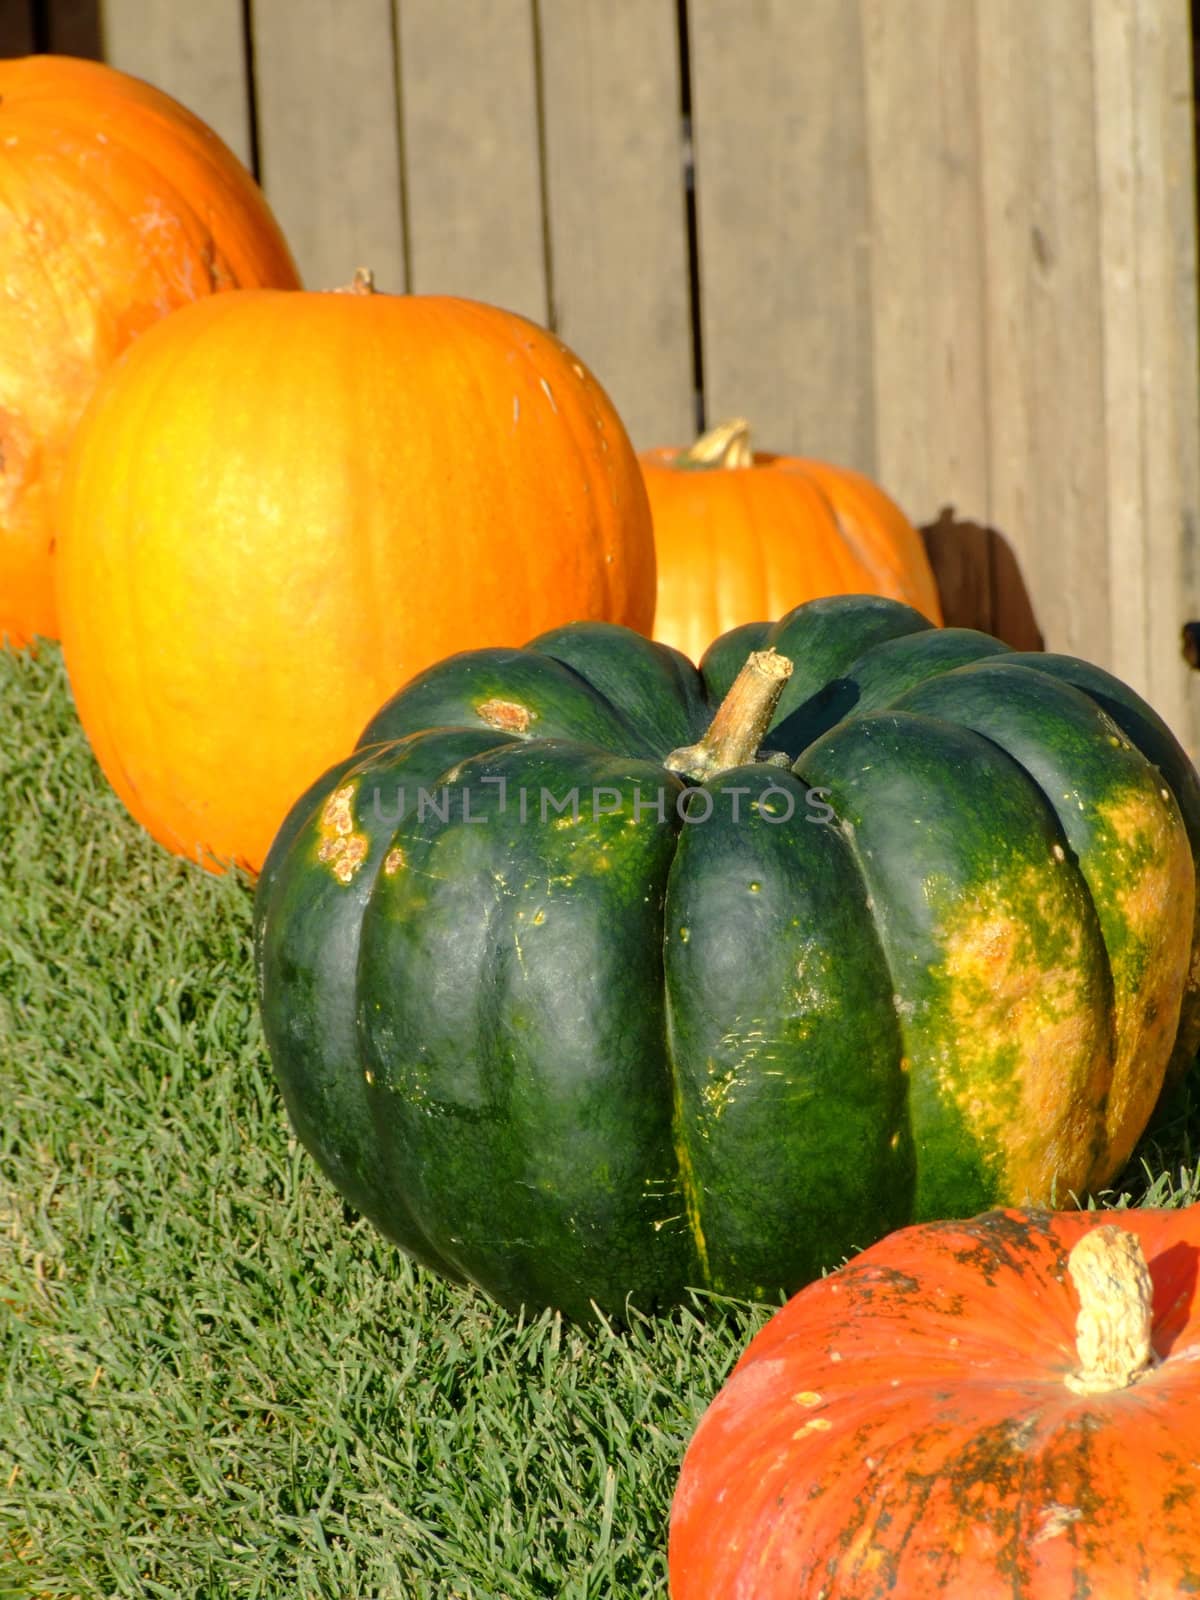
[
  {"left": 331, "top": 267, "right": 376, "bottom": 295},
  {"left": 678, "top": 418, "right": 754, "bottom": 470},
  {"left": 665, "top": 648, "right": 793, "bottom": 782},
  {"left": 1064, "top": 1225, "right": 1157, "bottom": 1395}
]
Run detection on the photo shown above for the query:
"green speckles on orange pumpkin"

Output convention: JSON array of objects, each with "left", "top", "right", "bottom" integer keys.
[{"left": 672, "top": 1209, "right": 1200, "bottom": 1600}]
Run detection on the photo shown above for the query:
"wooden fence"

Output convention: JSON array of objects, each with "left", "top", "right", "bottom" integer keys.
[{"left": 5, "top": 1, "right": 1200, "bottom": 752}]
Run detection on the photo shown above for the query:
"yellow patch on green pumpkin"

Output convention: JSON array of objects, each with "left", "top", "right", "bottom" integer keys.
[
  {"left": 701, "top": 1065, "right": 741, "bottom": 1118},
  {"left": 1091, "top": 786, "right": 1194, "bottom": 1179},
  {"left": 315, "top": 782, "right": 370, "bottom": 885},
  {"left": 934, "top": 862, "right": 1109, "bottom": 1207},
  {"left": 477, "top": 697, "right": 533, "bottom": 734},
  {"left": 670, "top": 1068, "right": 711, "bottom": 1288}
]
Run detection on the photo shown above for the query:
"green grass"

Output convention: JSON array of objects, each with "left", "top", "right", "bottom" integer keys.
[{"left": 2, "top": 644, "right": 1198, "bottom": 1598}]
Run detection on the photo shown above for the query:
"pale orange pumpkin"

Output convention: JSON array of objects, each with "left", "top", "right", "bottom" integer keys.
[
  {"left": 55, "top": 273, "right": 656, "bottom": 873},
  {"left": 0, "top": 54, "right": 301, "bottom": 649},
  {"left": 641, "top": 419, "right": 943, "bottom": 665}
]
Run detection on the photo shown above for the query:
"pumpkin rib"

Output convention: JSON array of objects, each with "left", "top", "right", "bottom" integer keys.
[
  {"left": 1004, "top": 651, "right": 1200, "bottom": 1087},
  {"left": 256, "top": 728, "right": 512, "bottom": 1283},
  {"left": 121, "top": 320, "right": 210, "bottom": 861},
  {"left": 766, "top": 474, "right": 868, "bottom": 612},
  {"left": 784, "top": 470, "right": 881, "bottom": 599},
  {"left": 541, "top": 328, "right": 637, "bottom": 626},
  {"left": 446, "top": 298, "right": 651, "bottom": 632},
  {"left": 355, "top": 739, "right": 693, "bottom": 1318},
  {"left": 870, "top": 674, "right": 1123, "bottom": 1178},
  {"left": 661, "top": 979, "right": 712, "bottom": 1292},
  {"left": 890, "top": 658, "right": 1194, "bottom": 1186},
  {"left": 797, "top": 709, "right": 1115, "bottom": 1217},
  {"left": 524, "top": 625, "right": 706, "bottom": 774},
  {"left": 730, "top": 473, "right": 854, "bottom": 626},
  {"left": 503, "top": 342, "right": 543, "bottom": 634},
  {"left": 663, "top": 763, "right": 914, "bottom": 1297},
  {"left": 498, "top": 319, "right": 582, "bottom": 627},
  {"left": 331, "top": 296, "right": 396, "bottom": 690},
  {"left": 444, "top": 302, "right": 525, "bottom": 624},
  {"left": 742, "top": 473, "right": 774, "bottom": 633},
  {"left": 795, "top": 457, "right": 944, "bottom": 620},
  {"left": 79, "top": 370, "right": 162, "bottom": 841}
]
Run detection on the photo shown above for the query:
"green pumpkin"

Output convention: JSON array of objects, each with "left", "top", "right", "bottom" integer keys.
[{"left": 253, "top": 596, "right": 1200, "bottom": 1320}]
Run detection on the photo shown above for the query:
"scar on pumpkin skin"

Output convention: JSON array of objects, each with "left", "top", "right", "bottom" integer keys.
[
  {"left": 383, "top": 847, "right": 405, "bottom": 877},
  {"left": 316, "top": 783, "right": 370, "bottom": 885},
  {"left": 477, "top": 697, "right": 533, "bottom": 733},
  {"left": 671, "top": 1073, "right": 711, "bottom": 1287}
]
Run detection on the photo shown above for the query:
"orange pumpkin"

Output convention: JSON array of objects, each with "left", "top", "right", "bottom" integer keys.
[
  {"left": 641, "top": 419, "right": 943, "bottom": 665},
  {"left": 0, "top": 54, "right": 301, "bottom": 650},
  {"left": 670, "top": 1207, "right": 1200, "bottom": 1598},
  {"left": 55, "top": 273, "right": 656, "bottom": 873}
]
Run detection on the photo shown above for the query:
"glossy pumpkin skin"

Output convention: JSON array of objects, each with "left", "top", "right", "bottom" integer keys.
[
  {"left": 0, "top": 54, "right": 300, "bottom": 649},
  {"left": 253, "top": 595, "right": 1200, "bottom": 1321},
  {"left": 669, "top": 1206, "right": 1200, "bottom": 1598},
  {"left": 55, "top": 285, "right": 655, "bottom": 872},
  {"left": 640, "top": 434, "right": 943, "bottom": 666}
]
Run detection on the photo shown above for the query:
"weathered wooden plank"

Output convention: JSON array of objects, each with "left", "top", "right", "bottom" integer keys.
[
  {"left": 253, "top": 0, "right": 404, "bottom": 292},
  {"left": 1165, "top": 0, "right": 1200, "bottom": 754},
  {"left": 689, "top": 0, "right": 875, "bottom": 469},
  {"left": 976, "top": 0, "right": 1111, "bottom": 671},
  {"left": 861, "top": 0, "right": 990, "bottom": 531},
  {"left": 96, "top": 0, "right": 253, "bottom": 168},
  {"left": 398, "top": 0, "right": 545, "bottom": 320},
  {"left": 1113, "top": 0, "right": 1200, "bottom": 753},
  {"left": 538, "top": 0, "right": 693, "bottom": 449},
  {"left": 1092, "top": 0, "right": 1149, "bottom": 699},
  {"left": 0, "top": 2, "right": 34, "bottom": 57}
]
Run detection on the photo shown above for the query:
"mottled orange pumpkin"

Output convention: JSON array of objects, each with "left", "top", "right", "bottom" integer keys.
[
  {"left": 55, "top": 274, "right": 656, "bottom": 873},
  {"left": 670, "top": 1207, "right": 1200, "bottom": 1598},
  {"left": 641, "top": 419, "right": 943, "bottom": 665},
  {"left": 0, "top": 54, "right": 301, "bottom": 649}
]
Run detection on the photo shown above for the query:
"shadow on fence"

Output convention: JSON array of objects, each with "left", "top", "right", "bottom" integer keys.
[
  {"left": 1, "top": 1, "right": 101, "bottom": 60},
  {"left": 918, "top": 506, "right": 1044, "bottom": 652}
]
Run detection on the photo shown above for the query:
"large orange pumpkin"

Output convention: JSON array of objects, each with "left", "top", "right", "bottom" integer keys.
[
  {"left": 0, "top": 54, "right": 301, "bottom": 650},
  {"left": 670, "top": 1206, "right": 1200, "bottom": 1598},
  {"left": 55, "top": 273, "right": 656, "bottom": 873},
  {"left": 641, "top": 419, "right": 943, "bottom": 665}
]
